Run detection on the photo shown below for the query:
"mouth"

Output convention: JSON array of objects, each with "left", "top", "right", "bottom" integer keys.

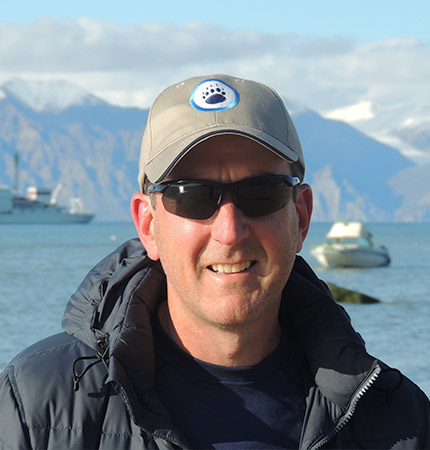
[{"left": 208, "top": 261, "right": 254, "bottom": 274}]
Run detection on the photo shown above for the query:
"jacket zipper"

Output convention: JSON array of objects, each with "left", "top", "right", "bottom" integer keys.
[{"left": 308, "top": 361, "right": 381, "bottom": 450}]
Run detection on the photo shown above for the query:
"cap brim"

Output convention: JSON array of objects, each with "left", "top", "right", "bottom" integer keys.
[{"left": 145, "top": 127, "right": 299, "bottom": 182}]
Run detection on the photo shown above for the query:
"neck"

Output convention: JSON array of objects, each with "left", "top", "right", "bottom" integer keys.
[{"left": 157, "top": 301, "right": 282, "bottom": 367}]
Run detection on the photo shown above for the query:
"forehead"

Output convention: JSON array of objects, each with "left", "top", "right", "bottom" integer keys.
[{"left": 167, "top": 134, "right": 290, "bottom": 180}]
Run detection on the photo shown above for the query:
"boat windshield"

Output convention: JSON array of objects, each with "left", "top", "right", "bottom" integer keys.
[{"left": 328, "top": 237, "right": 372, "bottom": 247}]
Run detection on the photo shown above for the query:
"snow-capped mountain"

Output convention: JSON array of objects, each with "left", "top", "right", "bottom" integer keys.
[
  {"left": 0, "top": 78, "right": 105, "bottom": 112},
  {"left": 324, "top": 101, "right": 430, "bottom": 165},
  {"left": 0, "top": 78, "right": 429, "bottom": 221}
]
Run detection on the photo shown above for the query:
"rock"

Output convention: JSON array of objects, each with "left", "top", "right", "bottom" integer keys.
[{"left": 327, "top": 282, "right": 380, "bottom": 304}]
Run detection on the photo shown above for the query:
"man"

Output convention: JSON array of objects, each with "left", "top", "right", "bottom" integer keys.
[{"left": 0, "top": 74, "right": 428, "bottom": 449}]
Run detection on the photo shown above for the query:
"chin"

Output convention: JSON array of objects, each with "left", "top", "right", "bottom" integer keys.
[{"left": 201, "top": 298, "right": 277, "bottom": 329}]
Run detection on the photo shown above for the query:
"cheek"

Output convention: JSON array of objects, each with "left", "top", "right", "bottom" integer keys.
[
  {"left": 260, "top": 207, "right": 299, "bottom": 260},
  {"left": 153, "top": 212, "right": 206, "bottom": 262}
]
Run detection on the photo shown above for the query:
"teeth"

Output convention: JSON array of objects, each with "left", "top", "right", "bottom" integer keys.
[{"left": 210, "top": 261, "right": 252, "bottom": 274}]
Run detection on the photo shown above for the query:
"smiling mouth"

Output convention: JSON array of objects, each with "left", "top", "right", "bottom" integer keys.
[{"left": 209, "top": 261, "right": 254, "bottom": 274}]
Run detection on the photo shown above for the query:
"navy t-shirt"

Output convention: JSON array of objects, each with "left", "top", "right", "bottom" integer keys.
[{"left": 153, "top": 315, "right": 306, "bottom": 449}]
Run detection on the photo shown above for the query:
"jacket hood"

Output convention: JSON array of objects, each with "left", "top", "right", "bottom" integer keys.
[
  {"left": 62, "top": 238, "right": 376, "bottom": 414},
  {"left": 63, "top": 238, "right": 165, "bottom": 348}
]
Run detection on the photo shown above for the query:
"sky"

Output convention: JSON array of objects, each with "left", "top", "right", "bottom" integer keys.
[
  {"left": 1, "top": 0, "right": 429, "bottom": 159},
  {"left": 3, "top": 0, "right": 429, "bottom": 42}
]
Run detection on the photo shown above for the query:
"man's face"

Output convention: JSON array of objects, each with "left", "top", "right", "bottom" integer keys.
[{"left": 133, "top": 135, "right": 312, "bottom": 331}]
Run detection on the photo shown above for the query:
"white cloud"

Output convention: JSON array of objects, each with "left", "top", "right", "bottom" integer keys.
[{"left": 0, "top": 17, "right": 428, "bottom": 119}]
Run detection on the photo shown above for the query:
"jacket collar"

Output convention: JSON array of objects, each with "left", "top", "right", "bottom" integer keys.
[{"left": 281, "top": 256, "right": 376, "bottom": 409}]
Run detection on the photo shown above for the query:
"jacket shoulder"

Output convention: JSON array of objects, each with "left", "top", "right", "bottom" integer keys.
[
  {"left": 1, "top": 332, "right": 97, "bottom": 418},
  {"left": 0, "top": 332, "right": 114, "bottom": 449},
  {"left": 9, "top": 332, "right": 80, "bottom": 365}
]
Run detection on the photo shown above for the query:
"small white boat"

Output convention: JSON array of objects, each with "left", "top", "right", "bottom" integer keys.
[{"left": 311, "top": 222, "right": 390, "bottom": 268}]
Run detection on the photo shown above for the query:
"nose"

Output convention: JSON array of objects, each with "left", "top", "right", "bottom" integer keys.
[{"left": 210, "top": 197, "right": 251, "bottom": 245}]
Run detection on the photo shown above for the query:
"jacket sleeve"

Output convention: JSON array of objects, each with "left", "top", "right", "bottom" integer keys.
[{"left": 0, "top": 367, "right": 32, "bottom": 450}]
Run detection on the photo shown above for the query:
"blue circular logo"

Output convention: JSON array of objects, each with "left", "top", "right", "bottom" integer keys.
[{"left": 190, "top": 79, "right": 239, "bottom": 111}]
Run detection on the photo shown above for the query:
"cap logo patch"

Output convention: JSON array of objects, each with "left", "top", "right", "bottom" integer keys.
[{"left": 190, "top": 79, "right": 239, "bottom": 111}]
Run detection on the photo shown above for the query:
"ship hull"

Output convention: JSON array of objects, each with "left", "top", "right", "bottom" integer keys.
[
  {"left": 311, "top": 245, "right": 390, "bottom": 268},
  {"left": 0, "top": 210, "right": 94, "bottom": 224}
]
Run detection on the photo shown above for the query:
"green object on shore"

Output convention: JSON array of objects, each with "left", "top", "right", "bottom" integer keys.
[{"left": 327, "top": 282, "right": 380, "bottom": 304}]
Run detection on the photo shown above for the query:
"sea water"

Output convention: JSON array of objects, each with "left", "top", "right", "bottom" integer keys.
[{"left": 0, "top": 222, "right": 429, "bottom": 397}]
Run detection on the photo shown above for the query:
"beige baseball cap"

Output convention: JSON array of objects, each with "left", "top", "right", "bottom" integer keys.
[{"left": 138, "top": 74, "right": 304, "bottom": 187}]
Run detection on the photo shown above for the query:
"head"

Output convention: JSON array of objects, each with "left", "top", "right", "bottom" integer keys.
[{"left": 131, "top": 74, "right": 312, "bottom": 332}]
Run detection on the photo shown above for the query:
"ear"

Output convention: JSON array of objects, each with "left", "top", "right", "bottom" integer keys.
[
  {"left": 295, "top": 183, "right": 313, "bottom": 253},
  {"left": 130, "top": 192, "right": 160, "bottom": 261}
]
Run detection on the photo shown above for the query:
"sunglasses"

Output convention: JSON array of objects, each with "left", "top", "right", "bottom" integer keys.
[{"left": 147, "top": 174, "right": 301, "bottom": 220}]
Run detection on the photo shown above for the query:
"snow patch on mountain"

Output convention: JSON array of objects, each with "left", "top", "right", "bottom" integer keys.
[
  {"left": 1, "top": 78, "right": 104, "bottom": 112},
  {"left": 325, "top": 101, "right": 375, "bottom": 123}
]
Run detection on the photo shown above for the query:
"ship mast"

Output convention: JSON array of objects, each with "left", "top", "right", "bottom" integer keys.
[{"left": 14, "top": 152, "right": 19, "bottom": 194}]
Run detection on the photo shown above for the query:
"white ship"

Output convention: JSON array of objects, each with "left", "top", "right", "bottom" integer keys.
[
  {"left": 311, "top": 222, "right": 390, "bottom": 268},
  {"left": 0, "top": 184, "right": 94, "bottom": 224},
  {"left": 0, "top": 153, "right": 94, "bottom": 225}
]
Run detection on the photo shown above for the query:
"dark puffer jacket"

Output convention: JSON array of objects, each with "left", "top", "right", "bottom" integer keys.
[{"left": 0, "top": 239, "right": 429, "bottom": 449}]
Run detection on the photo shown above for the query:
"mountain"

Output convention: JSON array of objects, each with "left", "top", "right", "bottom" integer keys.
[
  {"left": 324, "top": 100, "right": 430, "bottom": 165},
  {"left": 291, "top": 109, "right": 419, "bottom": 221},
  {"left": 0, "top": 79, "right": 429, "bottom": 222}
]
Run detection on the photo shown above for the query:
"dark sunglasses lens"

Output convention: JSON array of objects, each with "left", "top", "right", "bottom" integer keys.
[
  {"left": 162, "top": 183, "right": 219, "bottom": 219},
  {"left": 237, "top": 178, "right": 290, "bottom": 217}
]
